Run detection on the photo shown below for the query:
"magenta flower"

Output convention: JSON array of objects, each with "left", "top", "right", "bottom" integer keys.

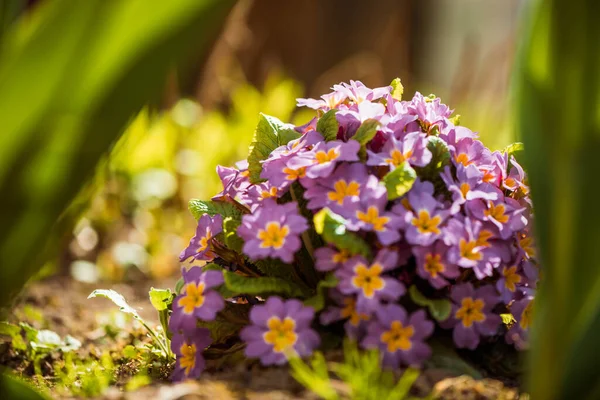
[
  {"left": 302, "top": 162, "right": 368, "bottom": 216},
  {"left": 314, "top": 246, "right": 352, "bottom": 272},
  {"left": 442, "top": 283, "right": 501, "bottom": 350},
  {"left": 412, "top": 241, "right": 459, "bottom": 289},
  {"left": 362, "top": 304, "right": 434, "bottom": 368},
  {"left": 441, "top": 164, "right": 499, "bottom": 215},
  {"left": 213, "top": 165, "right": 250, "bottom": 200},
  {"left": 505, "top": 295, "right": 534, "bottom": 350},
  {"left": 297, "top": 90, "right": 347, "bottom": 111},
  {"left": 287, "top": 140, "right": 360, "bottom": 179},
  {"left": 241, "top": 181, "right": 282, "bottom": 211},
  {"left": 320, "top": 291, "right": 370, "bottom": 340},
  {"left": 407, "top": 92, "right": 452, "bottom": 127},
  {"left": 171, "top": 327, "right": 212, "bottom": 381},
  {"left": 240, "top": 297, "right": 320, "bottom": 365},
  {"left": 180, "top": 214, "right": 223, "bottom": 263},
  {"left": 503, "top": 156, "right": 530, "bottom": 197},
  {"left": 466, "top": 196, "right": 527, "bottom": 240},
  {"left": 169, "top": 267, "right": 225, "bottom": 332},
  {"left": 367, "top": 131, "right": 432, "bottom": 169},
  {"left": 332, "top": 80, "right": 391, "bottom": 105},
  {"left": 495, "top": 262, "right": 530, "bottom": 304},
  {"left": 451, "top": 138, "right": 493, "bottom": 168},
  {"left": 347, "top": 176, "right": 403, "bottom": 245},
  {"left": 237, "top": 199, "right": 308, "bottom": 263},
  {"left": 335, "top": 249, "right": 405, "bottom": 314}
]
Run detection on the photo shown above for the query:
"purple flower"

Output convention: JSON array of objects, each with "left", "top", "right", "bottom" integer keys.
[
  {"left": 180, "top": 214, "right": 223, "bottom": 262},
  {"left": 503, "top": 156, "right": 530, "bottom": 197},
  {"left": 466, "top": 196, "right": 527, "bottom": 240},
  {"left": 240, "top": 297, "right": 320, "bottom": 365},
  {"left": 362, "top": 304, "right": 434, "bottom": 367},
  {"left": 443, "top": 283, "right": 501, "bottom": 350},
  {"left": 332, "top": 80, "right": 391, "bottom": 105},
  {"left": 212, "top": 165, "right": 250, "bottom": 200},
  {"left": 392, "top": 180, "right": 448, "bottom": 247},
  {"left": 407, "top": 92, "right": 452, "bottom": 128},
  {"left": 496, "top": 263, "right": 529, "bottom": 304},
  {"left": 287, "top": 140, "right": 360, "bottom": 179},
  {"left": 237, "top": 199, "right": 308, "bottom": 263},
  {"left": 505, "top": 295, "right": 534, "bottom": 350},
  {"left": 240, "top": 182, "right": 282, "bottom": 211},
  {"left": 314, "top": 246, "right": 352, "bottom": 272},
  {"left": 441, "top": 164, "right": 499, "bottom": 215},
  {"left": 451, "top": 138, "right": 492, "bottom": 168},
  {"left": 297, "top": 90, "right": 347, "bottom": 111},
  {"left": 367, "top": 131, "right": 432, "bottom": 169},
  {"left": 348, "top": 176, "right": 403, "bottom": 245},
  {"left": 171, "top": 327, "right": 212, "bottom": 381},
  {"left": 336, "top": 249, "right": 405, "bottom": 314},
  {"left": 320, "top": 292, "right": 370, "bottom": 340},
  {"left": 169, "top": 267, "right": 225, "bottom": 332},
  {"left": 302, "top": 163, "right": 367, "bottom": 215},
  {"left": 412, "top": 241, "right": 459, "bottom": 289}
]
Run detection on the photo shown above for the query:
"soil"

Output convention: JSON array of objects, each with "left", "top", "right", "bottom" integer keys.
[{"left": 0, "top": 277, "right": 527, "bottom": 399}]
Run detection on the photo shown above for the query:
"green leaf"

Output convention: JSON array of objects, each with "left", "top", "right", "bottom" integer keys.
[
  {"left": 252, "top": 257, "right": 295, "bottom": 280},
  {"left": 88, "top": 289, "right": 141, "bottom": 321},
  {"left": 382, "top": 162, "right": 417, "bottom": 200},
  {"left": 148, "top": 287, "right": 172, "bottom": 312},
  {"left": 426, "top": 136, "right": 451, "bottom": 170},
  {"left": 223, "top": 270, "right": 310, "bottom": 298},
  {"left": 408, "top": 285, "right": 451, "bottom": 321},
  {"left": 222, "top": 216, "right": 244, "bottom": 253},
  {"left": 390, "top": 77, "right": 404, "bottom": 101},
  {"left": 0, "top": 321, "right": 20, "bottom": 338},
  {"left": 198, "top": 302, "right": 250, "bottom": 344},
  {"left": 449, "top": 114, "right": 461, "bottom": 126},
  {"left": 303, "top": 274, "right": 339, "bottom": 311},
  {"left": 0, "top": 0, "right": 235, "bottom": 307},
  {"left": 351, "top": 119, "right": 380, "bottom": 146},
  {"left": 503, "top": 142, "right": 525, "bottom": 161},
  {"left": 122, "top": 344, "right": 138, "bottom": 359},
  {"left": 0, "top": 373, "right": 49, "bottom": 400},
  {"left": 316, "top": 109, "right": 339, "bottom": 141},
  {"left": 425, "top": 338, "right": 482, "bottom": 379},
  {"left": 247, "top": 113, "right": 299, "bottom": 183},
  {"left": 174, "top": 277, "right": 185, "bottom": 295},
  {"left": 313, "top": 208, "right": 371, "bottom": 259},
  {"left": 188, "top": 199, "right": 243, "bottom": 220}
]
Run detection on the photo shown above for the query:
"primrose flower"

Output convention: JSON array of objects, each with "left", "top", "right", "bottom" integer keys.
[
  {"left": 213, "top": 165, "right": 250, "bottom": 200},
  {"left": 241, "top": 181, "right": 282, "bottom": 211},
  {"left": 412, "top": 241, "right": 459, "bottom": 289},
  {"left": 320, "top": 292, "right": 370, "bottom": 340},
  {"left": 451, "top": 138, "right": 492, "bottom": 168},
  {"left": 169, "top": 267, "right": 225, "bottom": 332},
  {"left": 240, "top": 297, "right": 320, "bottom": 365},
  {"left": 496, "top": 263, "right": 530, "bottom": 304},
  {"left": 467, "top": 196, "right": 527, "bottom": 239},
  {"left": 348, "top": 176, "right": 403, "bottom": 245},
  {"left": 237, "top": 199, "right": 308, "bottom": 263},
  {"left": 288, "top": 139, "right": 360, "bottom": 179},
  {"left": 332, "top": 80, "right": 391, "bottom": 105},
  {"left": 171, "top": 327, "right": 212, "bottom": 381},
  {"left": 336, "top": 249, "right": 405, "bottom": 314},
  {"left": 505, "top": 295, "right": 534, "bottom": 350},
  {"left": 314, "top": 246, "right": 352, "bottom": 272},
  {"left": 367, "top": 131, "right": 432, "bottom": 169},
  {"left": 441, "top": 164, "right": 499, "bottom": 215},
  {"left": 407, "top": 92, "right": 452, "bottom": 129},
  {"left": 362, "top": 304, "right": 434, "bottom": 368},
  {"left": 180, "top": 214, "right": 223, "bottom": 262},
  {"left": 443, "top": 283, "right": 501, "bottom": 350},
  {"left": 302, "top": 162, "right": 368, "bottom": 216}
]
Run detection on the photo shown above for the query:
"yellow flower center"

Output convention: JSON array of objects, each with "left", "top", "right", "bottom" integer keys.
[
  {"left": 504, "top": 177, "right": 516, "bottom": 188},
  {"left": 424, "top": 253, "right": 445, "bottom": 278},
  {"left": 411, "top": 209, "right": 442, "bottom": 235},
  {"left": 455, "top": 153, "right": 470, "bottom": 166},
  {"left": 520, "top": 301, "right": 534, "bottom": 330},
  {"left": 381, "top": 321, "right": 414, "bottom": 352},
  {"left": 283, "top": 167, "right": 307, "bottom": 181},
  {"left": 261, "top": 187, "right": 278, "bottom": 199},
  {"left": 455, "top": 297, "right": 486, "bottom": 327},
  {"left": 257, "top": 222, "right": 290, "bottom": 249},
  {"left": 327, "top": 180, "right": 360, "bottom": 205},
  {"left": 356, "top": 206, "right": 390, "bottom": 232},
  {"left": 476, "top": 229, "right": 494, "bottom": 248},
  {"left": 340, "top": 297, "right": 369, "bottom": 326},
  {"left": 519, "top": 235, "right": 536, "bottom": 258},
  {"left": 198, "top": 227, "right": 212, "bottom": 253},
  {"left": 502, "top": 266, "right": 522, "bottom": 292},
  {"left": 179, "top": 343, "right": 197, "bottom": 376},
  {"left": 460, "top": 183, "right": 470, "bottom": 198},
  {"left": 240, "top": 170, "right": 250, "bottom": 178},
  {"left": 459, "top": 238, "right": 483, "bottom": 261},
  {"left": 315, "top": 148, "right": 340, "bottom": 164},
  {"left": 484, "top": 202, "right": 509, "bottom": 224},
  {"left": 385, "top": 149, "right": 413, "bottom": 167},
  {"left": 178, "top": 282, "right": 206, "bottom": 314},
  {"left": 482, "top": 170, "right": 495, "bottom": 183},
  {"left": 263, "top": 316, "right": 298, "bottom": 353},
  {"left": 332, "top": 249, "right": 351, "bottom": 264},
  {"left": 352, "top": 263, "right": 385, "bottom": 298}
]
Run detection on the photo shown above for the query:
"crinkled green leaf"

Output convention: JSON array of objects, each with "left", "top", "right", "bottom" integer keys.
[
  {"left": 382, "top": 162, "right": 417, "bottom": 200},
  {"left": 198, "top": 302, "right": 250, "bottom": 344},
  {"left": 503, "top": 142, "right": 525, "bottom": 161},
  {"left": 390, "top": 77, "right": 404, "bottom": 101},
  {"left": 148, "top": 287, "right": 172, "bottom": 312},
  {"left": 223, "top": 216, "right": 244, "bottom": 253},
  {"left": 408, "top": 285, "right": 451, "bottom": 321},
  {"left": 303, "top": 274, "right": 338, "bottom": 311},
  {"left": 316, "top": 109, "right": 339, "bottom": 141},
  {"left": 188, "top": 199, "right": 243, "bottom": 220},
  {"left": 352, "top": 119, "right": 379, "bottom": 146},
  {"left": 0, "top": 321, "right": 20, "bottom": 338},
  {"left": 247, "top": 113, "right": 299, "bottom": 183},
  {"left": 313, "top": 208, "right": 371, "bottom": 259},
  {"left": 252, "top": 257, "right": 295, "bottom": 280},
  {"left": 88, "top": 289, "right": 141, "bottom": 320},
  {"left": 223, "top": 270, "right": 310, "bottom": 298}
]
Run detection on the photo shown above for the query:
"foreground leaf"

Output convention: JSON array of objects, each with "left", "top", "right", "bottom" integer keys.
[
  {"left": 352, "top": 119, "right": 379, "bottom": 146},
  {"left": 88, "top": 289, "right": 141, "bottom": 320},
  {"left": 223, "top": 270, "right": 311, "bottom": 298},
  {"left": 303, "top": 274, "right": 339, "bottom": 311},
  {"left": 188, "top": 199, "right": 243, "bottom": 220},
  {"left": 313, "top": 208, "right": 371, "bottom": 259},
  {"left": 148, "top": 287, "right": 172, "bottom": 312},
  {"left": 316, "top": 109, "right": 339, "bottom": 141},
  {"left": 382, "top": 162, "right": 417, "bottom": 200}
]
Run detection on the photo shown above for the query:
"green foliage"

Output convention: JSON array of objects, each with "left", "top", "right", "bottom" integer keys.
[
  {"left": 222, "top": 270, "right": 311, "bottom": 298},
  {"left": 0, "top": 0, "right": 235, "bottom": 307},
  {"left": 0, "top": 373, "right": 49, "bottom": 400},
  {"left": 248, "top": 113, "right": 301, "bottom": 183},
  {"left": 290, "top": 340, "right": 421, "bottom": 400},
  {"left": 222, "top": 216, "right": 244, "bottom": 253},
  {"left": 148, "top": 288, "right": 172, "bottom": 312},
  {"left": 408, "top": 285, "right": 451, "bottom": 322},
  {"left": 188, "top": 198, "right": 244, "bottom": 220},
  {"left": 198, "top": 302, "right": 250, "bottom": 344},
  {"left": 514, "top": 0, "right": 600, "bottom": 398},
  {"left": 390, "top": 78, "right": 404, "bottom": 101},
  {"left": 425, "top": 339, "right": 482, "bottom": 379},
  {"left": 304, "top": 274, "right": 339, "bottom": 312},
  {"left": 317, "top": 109, "right": 339, "bottom": 141},
  {"left": 352, "top": 119, "right": 380, "bottom": 147},
  {"left": 313, "top": 208, "right": 372, "bottom": 259},
  {"left": 54, "top": 352, "right": 115, "bottom": 397},
  {"left": 502, "top": 142, "right": 525, "bottom": 161},
  {"left": 383, "top": 162, "right": 418, "bottom": 200}
]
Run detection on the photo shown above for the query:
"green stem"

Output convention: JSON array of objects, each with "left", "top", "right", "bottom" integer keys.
[{"left": 140, "top": 320, "right": 172, "bottom": 361}]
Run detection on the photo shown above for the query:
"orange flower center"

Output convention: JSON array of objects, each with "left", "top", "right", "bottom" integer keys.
[
  {"left": 263, "top": 317, "right": 297, "bottom": 353},
  {"left": 455, "top": 297, "right": 486, "bottom": 327},
  {"left": 352, "top": 263, "right": 385, "bottom": 298},
  {"left": 380, "top": 321, "right": 414, "bottom": 352}
]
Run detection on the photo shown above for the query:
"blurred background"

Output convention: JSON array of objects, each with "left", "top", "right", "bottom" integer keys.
[{"left": 45, "top": 0, "right": 524, "bottom": 286}]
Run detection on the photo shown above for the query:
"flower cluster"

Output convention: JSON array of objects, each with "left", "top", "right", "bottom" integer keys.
[{"left": 172, "top": 79, "right": 539, "bottom": 379}]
